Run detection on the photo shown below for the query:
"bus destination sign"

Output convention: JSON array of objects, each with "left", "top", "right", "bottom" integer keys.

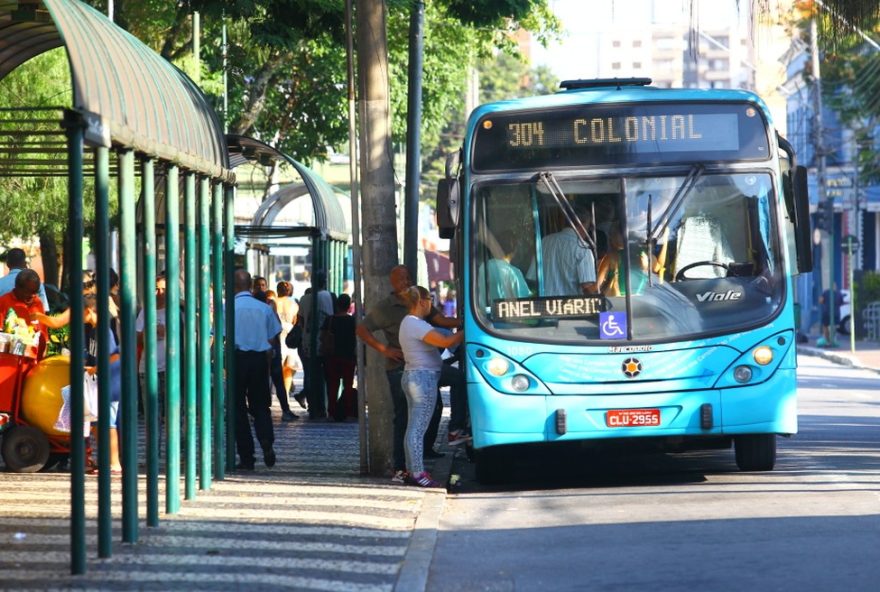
[
  {"left": 492, "top": 295, "right": 605, "bottom": 320},
  {"left": 472, "top": 102, "right": 769, "bottom": 171}
]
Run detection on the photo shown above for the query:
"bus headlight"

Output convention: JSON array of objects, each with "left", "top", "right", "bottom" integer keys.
[
  {"left": 510, "top": 374, "right": 530, "bottom": 392},
  {"left": 486, "top": 358, "right": 510, "bottom": 377},
  {"left": 733, "top": 365, "right": 753, "bottom": 383},
  {"left": 752, "top": 346, "right": 773, "bottom": 366}
]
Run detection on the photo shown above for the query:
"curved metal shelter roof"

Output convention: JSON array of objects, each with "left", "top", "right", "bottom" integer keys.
[
  {"left": 227, "top": 135, "right": 349, "bottom": 242},
  {"left": 0, "top": 0, "right": 231, "bottom": 182}
]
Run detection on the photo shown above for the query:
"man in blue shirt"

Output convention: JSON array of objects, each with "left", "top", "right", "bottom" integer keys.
[
  {"left": 234, "top": 268, "right": 282, "bottom": 470},
  {"left": 0, "top": 248, "right": 49, "bottom": 310}
]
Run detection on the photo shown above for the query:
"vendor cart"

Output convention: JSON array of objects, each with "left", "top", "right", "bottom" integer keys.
[{"left": 0, "top": 352, "right": 72, "bottom": 472}]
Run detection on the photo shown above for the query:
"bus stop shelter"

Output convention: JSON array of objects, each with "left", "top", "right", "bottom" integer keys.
[
  {"left": 226, "top": 135, "right": 352, "bottom": 424},
  {"left": 0, "top": 0, "right": 235, "bottom": 574}
]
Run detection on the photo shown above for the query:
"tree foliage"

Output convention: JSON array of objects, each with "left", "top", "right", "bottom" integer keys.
[
  {"left": 0, "top": 49, "right": 99, "bottom": 244},
  {"left": 812, "top": 10, "right": 880, "bottom": 183}
]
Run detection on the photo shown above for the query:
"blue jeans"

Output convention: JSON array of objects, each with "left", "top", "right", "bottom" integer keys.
[
  {"left": 401, "top": 369, "right": 440, "bottom": 475},
  {"left": 388, "top": 367, "right": 442, "bottom": 471}
]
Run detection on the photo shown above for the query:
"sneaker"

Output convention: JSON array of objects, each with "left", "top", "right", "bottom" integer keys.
[
  {"left": 409, "top": 471, "right": 441, "bottom": 488},
  {"left": 391, "top": 469, "right": 408, "bottom": 484},
  {"left": 292, "top": 392, "right": 308, "bottom": 410},
  {"left": 448, "top": 430, "right": 472, "bottom": 446},
  {"left": 281, "top": 410, "right": 298, "bottom": 422}
]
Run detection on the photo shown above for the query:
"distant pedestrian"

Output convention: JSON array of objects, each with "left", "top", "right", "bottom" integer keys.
[
  {"left": 275, "top": 281, "right": 299, "bottom": 397},
  {"left": 233, "top": 269, "right": 281, "bottom": 470},
  {"left": 299, "top": 271, "right": 334, "bottom": 419},
  {"left": 398, "top": 286, "right": 464, "bottom": 487},
  {"left": 818, "top": 283, "right": 843, "bottom": 348},
  {"left": 262, "top": 290, "right": 297, "bottom": 422},
  {"left": 442, "top": 291, "right": 456, "bottom": 318},
  {"left": 323, "top": 293, "right": 357, "bottom": 421}
]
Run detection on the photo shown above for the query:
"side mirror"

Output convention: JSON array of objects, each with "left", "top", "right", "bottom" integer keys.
[
  {"left": 436, "top": 177, "right": 459, "bottom": 239},
  {"left": 793, "top": 165, "right": 813, "bottom": 273}
]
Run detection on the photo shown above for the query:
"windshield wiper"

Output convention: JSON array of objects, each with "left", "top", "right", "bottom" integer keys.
[
  {"left": 537, "top": 172, "right": 597, "bottom": 252},
  {"left": 649, "top": 164, "right": 704, "bottom": 242}
]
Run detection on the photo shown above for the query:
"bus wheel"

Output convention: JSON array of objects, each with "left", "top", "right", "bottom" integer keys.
[
  {"left": 734, "top": 434, "right": 776, "bottom": 471},
  {"left": 2, "top": 426, "right": 51, "bottom": 473},
  {"left": 474, "top": 447, "right": 506, "bottom": 484}
]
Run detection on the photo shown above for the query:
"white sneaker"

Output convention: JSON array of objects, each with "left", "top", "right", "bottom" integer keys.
[{"left": 391, "top": 470, "right": 408, "bottom": 484}]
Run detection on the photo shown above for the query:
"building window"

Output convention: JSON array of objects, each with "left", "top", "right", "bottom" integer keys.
[
  {"left": 633, "top": 40, "right": 642, "bottom": 47},
  {"left": 633, "top": 62, "right": 642, "bottom": 69},
  {"left": 613, "top": 40, "right": 621, "bottom": 48},
  {"left": 612, "top": 62, "right": 621, "bottom": 69}
]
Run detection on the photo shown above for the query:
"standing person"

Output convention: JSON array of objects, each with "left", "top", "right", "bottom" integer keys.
[
  {"left": 83, "top": 293, "right": 123, "bottom": 473},
  {"left": 0, "top": 248, "right": 49, "bottom": 311},
  {"left": 356, "top": 265, "right": 463, "bottom": 483},
  {"left": 135, "top": 272, "right": 168, "bottom": 425},
  {"left": 275, "top": 281, "right": 299, "bottom": 397},
  {"left": 233, "top": 269, "right": 281, "bottom": 470},
  {"left": 298, "top": 271, "right": 334, "bottom": 419},
  {"left": 399, "top": 286, "right": 464, "bottom": 487},
  {"left": 323, "top": 293, "right": 357, "bottom": 422},
  {"left": 530, "top": 203, "right": 598, "bottom": 296},
  {"left": 252, "top": 276, "right": 269, "bottom": 294},
  {"left": 261, "top": 289, "right": 297, "bottom": 422},
  {"left": 442, "top": 291, "right": 456, "bottom": 318},
  {"left": 818, "top": 283, "right": 844, "bottom": 348}
]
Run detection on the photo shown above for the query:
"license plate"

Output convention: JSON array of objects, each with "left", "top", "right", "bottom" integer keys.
[{"left": 605, "top": 408, "right": 661, "bottom": 427}]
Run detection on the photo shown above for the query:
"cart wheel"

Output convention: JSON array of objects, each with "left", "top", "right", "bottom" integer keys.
[{"left": 2, "top": 425, "right": 51, "bottom": 473}]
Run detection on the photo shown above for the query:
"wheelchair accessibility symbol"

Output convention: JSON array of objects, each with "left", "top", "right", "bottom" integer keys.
[{"left": 599, "top": 312, "right": 627, "bottom": 340}]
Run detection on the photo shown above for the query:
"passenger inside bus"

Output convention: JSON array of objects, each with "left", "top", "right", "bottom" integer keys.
[
  {"left": 477, "top": 228, "right": 532, "bottom": 306},
  {"left": 527, "top": 200, "right": 598, "bottom": 296}
]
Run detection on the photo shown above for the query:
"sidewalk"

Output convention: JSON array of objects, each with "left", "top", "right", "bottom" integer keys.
[
  {"left": 0, "top": 392, "right": 455, "bottom": 591},
  {"left": 797, "top": 336, "right": 880, "bottom": 373}
]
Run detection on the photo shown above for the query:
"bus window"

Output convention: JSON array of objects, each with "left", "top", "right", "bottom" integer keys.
[
  {"left": 474, "top": 184, "right": 536, "bottom": 313},
  {"left": 473, "top": 173, "right": 783, "bottom": 343}
]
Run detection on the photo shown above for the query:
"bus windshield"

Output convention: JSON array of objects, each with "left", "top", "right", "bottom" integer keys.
[{"left": 472, "top": 171, "right": 784, "bottom": 343}]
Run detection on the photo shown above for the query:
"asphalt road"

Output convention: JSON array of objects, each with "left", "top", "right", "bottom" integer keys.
[{"left": 428, "top": 355, "right": 880, "bottom": 592}]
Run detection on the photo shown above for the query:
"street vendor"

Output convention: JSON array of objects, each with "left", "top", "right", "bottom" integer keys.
[{"left": 0, "top": 269, "right": 48, "bottom": 359}]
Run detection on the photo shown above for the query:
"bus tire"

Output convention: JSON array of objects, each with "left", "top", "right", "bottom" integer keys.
[
  {"left": 474, "top": 447, "right": 505, "bottom": 484},
  {"left": 2, "top": 425, "right": 51, "bottom": 473},
  {"left": 734, "top": 434, "right": 776, "bottom": 471}
]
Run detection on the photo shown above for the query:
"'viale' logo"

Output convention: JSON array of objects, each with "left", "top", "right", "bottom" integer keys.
[{"left": 696, "top": 290, "right": 743, "bottom": 303}]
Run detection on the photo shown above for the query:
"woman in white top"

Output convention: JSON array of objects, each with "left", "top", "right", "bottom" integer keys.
[
  {"left": 275, "top": 281, "right": 299, "bottom": 395},
  {"left": 398, "top": 286, "right": 464, "bottom": 487}
]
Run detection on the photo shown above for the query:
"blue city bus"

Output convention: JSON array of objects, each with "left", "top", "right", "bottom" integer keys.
[{"left": 436, "top": 78, "right": 814, "bottom": 482}]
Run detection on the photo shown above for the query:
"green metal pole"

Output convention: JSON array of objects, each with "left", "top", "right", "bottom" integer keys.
[
  {"left": 212, "top": 182, "right": 226, "bottom": 479},
  {"left": 94, "top": 146, "right": 112, "bottom": 557},
  {"left": 224, "top": 185, "right": 236, "bottom": 470},
  {"left": 141, "top": 158, "right": 159, "bottom": 526},
  {"left": 198, "top": 177, "right": 212, "bottom": 490},
  {"left": 118, "top": 149, "right": 139, "bottom": 543},
  {"left": 184, "top": 173, "right": 198, "bottom": 499},
  {"left": 164, "top": 165, "right": 182, "bottom": 514},
  {"left": 64, "top": 110, "right": 86, "bottom": 575}
]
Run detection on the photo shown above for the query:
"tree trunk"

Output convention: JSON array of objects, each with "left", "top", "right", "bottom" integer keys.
[
  {"left": 39, "top": 232, "right": 59, "bottom": 288},
  {"left": 232, "top": 53, "right": 284, "bottom": 136},
  {"left": 357, "top": 0, "right": 398, "bottom": 476}
]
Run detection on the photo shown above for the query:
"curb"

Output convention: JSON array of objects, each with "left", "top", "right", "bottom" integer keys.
[
  {"left": 797, "top": 345, "right": 880, "bottom": 375},
  {"left": 393, "top": 437, "right": 456, "bottom": 592}
]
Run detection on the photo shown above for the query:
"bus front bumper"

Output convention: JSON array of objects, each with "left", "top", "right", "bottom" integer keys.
[{"left": 469, "top": 367, "right": 798, "bottom": 449}]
